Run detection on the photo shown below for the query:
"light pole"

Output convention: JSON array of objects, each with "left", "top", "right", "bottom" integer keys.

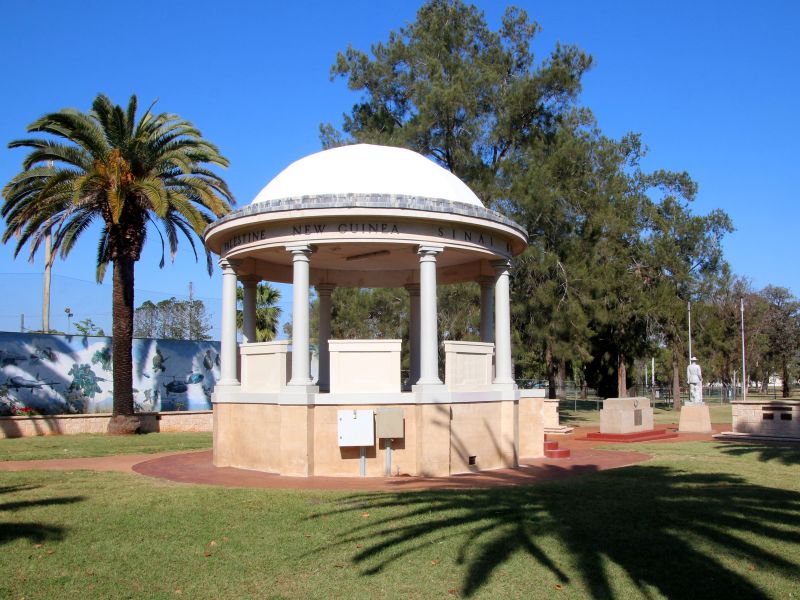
[
  {"left": 651, "top": 356, "right": 655, "bottom": 387},
  {"left": 65, "top": 307, "right": 73, "bottom": 335},
  {"left": 740, "top": 298, "right": 747, "bottom": 401},
  {"left": 687, "top": 301, "right": 692, "bottom": 362}
]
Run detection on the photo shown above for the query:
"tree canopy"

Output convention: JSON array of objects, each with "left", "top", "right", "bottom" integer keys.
[
  {"left": 324, "top": 0, "right": 591, "bottom": 204},
  {"left": 319, "top": 0, "right": 783, "bottom": 399},
  {"left": 134, "top": 297, "right": 213, "bottom": 341},
  {"left": 236, "top": 283, "right": 282, "bottom": 342}
]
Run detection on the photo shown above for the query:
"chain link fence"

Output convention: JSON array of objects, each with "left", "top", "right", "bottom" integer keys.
[{"left": 516, "top": 379, "right": 757, "bottom": 412}]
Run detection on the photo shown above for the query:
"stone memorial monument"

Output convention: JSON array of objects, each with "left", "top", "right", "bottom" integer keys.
[
  {"left": 586, "top": 396, "right": 677, "bottom": 442},
  {"left": 679, "top": 356, "right": 712, "bottom": 433},
  {"left": 715, "top": 400, "right": 800, "bottom": 442},
  {"left": 598, "top": 397, "right": 654, "bottom": 435}
]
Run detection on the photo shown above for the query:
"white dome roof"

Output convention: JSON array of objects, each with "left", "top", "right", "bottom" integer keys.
[{"left": 252, "top": 144, "right": 483, "bottom": 207}]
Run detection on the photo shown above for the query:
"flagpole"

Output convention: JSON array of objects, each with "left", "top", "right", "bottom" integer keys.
[
  {"left": 740, "top": 298, "right": 747, "bottom": 401},
  {"left": 688, "top": 301, "right": 692, "bottom": 361}
]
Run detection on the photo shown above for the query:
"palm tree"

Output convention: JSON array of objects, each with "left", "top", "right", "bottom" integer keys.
[
  {"left": 236, "top": 283, "right": 282, "bottom": 342},
  {"left": 2, "top": 94, "right": 233, "bottom": 433}
]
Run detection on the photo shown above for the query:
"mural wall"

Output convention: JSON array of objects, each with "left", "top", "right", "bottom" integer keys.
[{"left": 0, "top": 332, "right": 220, "bottom": 415}]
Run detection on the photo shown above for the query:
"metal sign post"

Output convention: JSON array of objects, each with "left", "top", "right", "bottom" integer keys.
[{"left": 384, "top": 439, "right": 392, "bottom": 476}]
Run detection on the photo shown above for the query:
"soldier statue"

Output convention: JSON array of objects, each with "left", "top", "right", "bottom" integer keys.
[{"left": 686, "top": 356, "right": 704, "bottom": 404}]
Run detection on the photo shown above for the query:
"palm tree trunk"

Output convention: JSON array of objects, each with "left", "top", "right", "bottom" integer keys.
[
  {"left": 617, "top": 353, "right": 627, "bottom": 398},
  {"left": 108, "top": 254, "right": 139, "bottom": 434}
]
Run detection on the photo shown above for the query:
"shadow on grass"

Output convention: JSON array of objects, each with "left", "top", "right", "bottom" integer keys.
[
  {"left": 0, "top": 484, "right": 83, "bottom": 546},
  {"left": 559, "top": 410, "right": 597, "bottom": 425},
  {"left": 0, "top": 522, "right": 66, "bottom": 545},
  {"left": 717, "top": 442, "right": 800, "bottom": 466},
  {"left": 308, "top": 466, "right": 800, "bottom": 598}
]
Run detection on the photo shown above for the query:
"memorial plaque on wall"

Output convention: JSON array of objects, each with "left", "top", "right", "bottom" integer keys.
[{"left": 634, "top": 409, "right": 643, "bottom": 426}]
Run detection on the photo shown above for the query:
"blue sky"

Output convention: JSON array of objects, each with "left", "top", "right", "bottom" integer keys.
[{"left": 0, "top": 0, "right": 797, "bottom": 336}]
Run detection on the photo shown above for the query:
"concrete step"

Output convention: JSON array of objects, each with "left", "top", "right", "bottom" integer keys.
[
  {"left": 544, "top": 440, "right": 560, "bottom": 451},
  {"left": 585, "top": 429, "right": 678, "bottom": 443},
  {"left": 544, "top": 448, "right": 571, "bottom": 459}
]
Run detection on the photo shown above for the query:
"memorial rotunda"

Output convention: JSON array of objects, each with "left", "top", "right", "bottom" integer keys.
[{"left": 204, "top": 144, "right": 541, "bottom": 477}]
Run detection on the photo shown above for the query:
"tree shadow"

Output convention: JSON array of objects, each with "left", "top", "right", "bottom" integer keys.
[
  {"left": 0, "top": 484, "right": 83, "bottom": 546},
  {"left": 0, "top": 522, "right": 66, "bottom": 545},
  {"left": 716, "top": 442, "right": 800, "bottom": 466},
  {"left": 306, "top": 465, "right": 800, "bottom": 598},
  {"left": 559, "top": 410, "right": 597, "bottom": 425},
  {"left": 0, "top": 484, "right": 41, "bottom": 496},
  {"left": 0, "top": 495, "right": 84, "bottom": 512}
]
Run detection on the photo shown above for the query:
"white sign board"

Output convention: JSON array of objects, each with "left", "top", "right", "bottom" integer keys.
[{"left": 337, "top": 409, "right": 375, "bottom": 447}]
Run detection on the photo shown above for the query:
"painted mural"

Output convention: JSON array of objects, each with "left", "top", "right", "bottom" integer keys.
[{"left": 0, "top": 332, "right": 221, "bottom": 415}]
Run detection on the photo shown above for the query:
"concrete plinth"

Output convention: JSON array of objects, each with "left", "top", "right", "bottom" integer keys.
[
  {"left": 519, "top": 391, "right": 545, "bottom": 458},
  {"left": 213, "top": 388, "right": 531, "bottom": 477},
  {"left": 600, "top": 397, "right": 654, "bottom": 435},
  {"left": 679, "top": 403, "right": 712, "bottom": 433},
  {"left": 728, "top": 401, "right": 800, "bottom": 439}
]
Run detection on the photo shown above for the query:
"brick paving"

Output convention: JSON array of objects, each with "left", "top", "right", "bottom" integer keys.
[{"left": 131, "top": 446, "right": 652, "bottom": 492}]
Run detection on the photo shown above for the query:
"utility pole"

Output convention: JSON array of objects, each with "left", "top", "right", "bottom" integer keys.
[
  {"left": 187, "top": 281, "right": 194, "bottom": 340},
  {"left": 740, "top": 298, "right": 747, "bottom": 401},
  {"left": 42, "top": 228, "right": 53, "bottom": 332},
  {"left": 41, "top": 160, "right": 55, "bottom": 333}
]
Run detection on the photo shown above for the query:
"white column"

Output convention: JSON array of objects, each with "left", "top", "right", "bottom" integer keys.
[
  {"left": 287, "top": 244, "right": 314, "bottom": 387},
  {"left": 241, "top": 277, "right": 258, "bottom": 344},
  {"left": 218, "top": 258, "right": 240, "bottom": 386},
  {"left": 492, "top": 259, "right": 515, "bottom": 385},
  {"left": 316, "top": 283, "right": 335, "bottom": 392},
  {"left": 478, "top": 276, "right": 494, "bottom": 343},
  {"left": 416, "top": 246, "right": 443, "bottom": 386},
  {"left": 405, "top": 283, "right": 421, "bottom": 386}
]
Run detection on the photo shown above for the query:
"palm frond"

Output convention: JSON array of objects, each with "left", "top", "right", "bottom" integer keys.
[
  {"left": 170, "top": 214, "right": 200, "bottom": 262},
  {"left": 54, "top": 209, "right": 96, "bottom": 259},
  {"left": 125, "top": 95, "right": 138, "bottom": 137},
  {"left": 133, "top": 177, "right": 169, "bottom": 216},
  {"left": 27, "top": 109, "right": 109, "bottom": 159},
  {"left": 3, "top": 92, "right": 233, "bottom": 276},
  {"left": 145, "top": 214, "right": 168, "bottom": 269},
  {"left": 95, "top": 226, "right": 111, "bottom": 282}
]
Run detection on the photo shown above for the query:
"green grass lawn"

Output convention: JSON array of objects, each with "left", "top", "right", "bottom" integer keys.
[
  {"left": 561, "top": 403, "right": 733, "bottom": 426},
  {"left": 1, "top": 438, "right": 798, "bottom": 599},
  {"left": 0, "top": 432, "right": 212, "bottom": 461}
]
